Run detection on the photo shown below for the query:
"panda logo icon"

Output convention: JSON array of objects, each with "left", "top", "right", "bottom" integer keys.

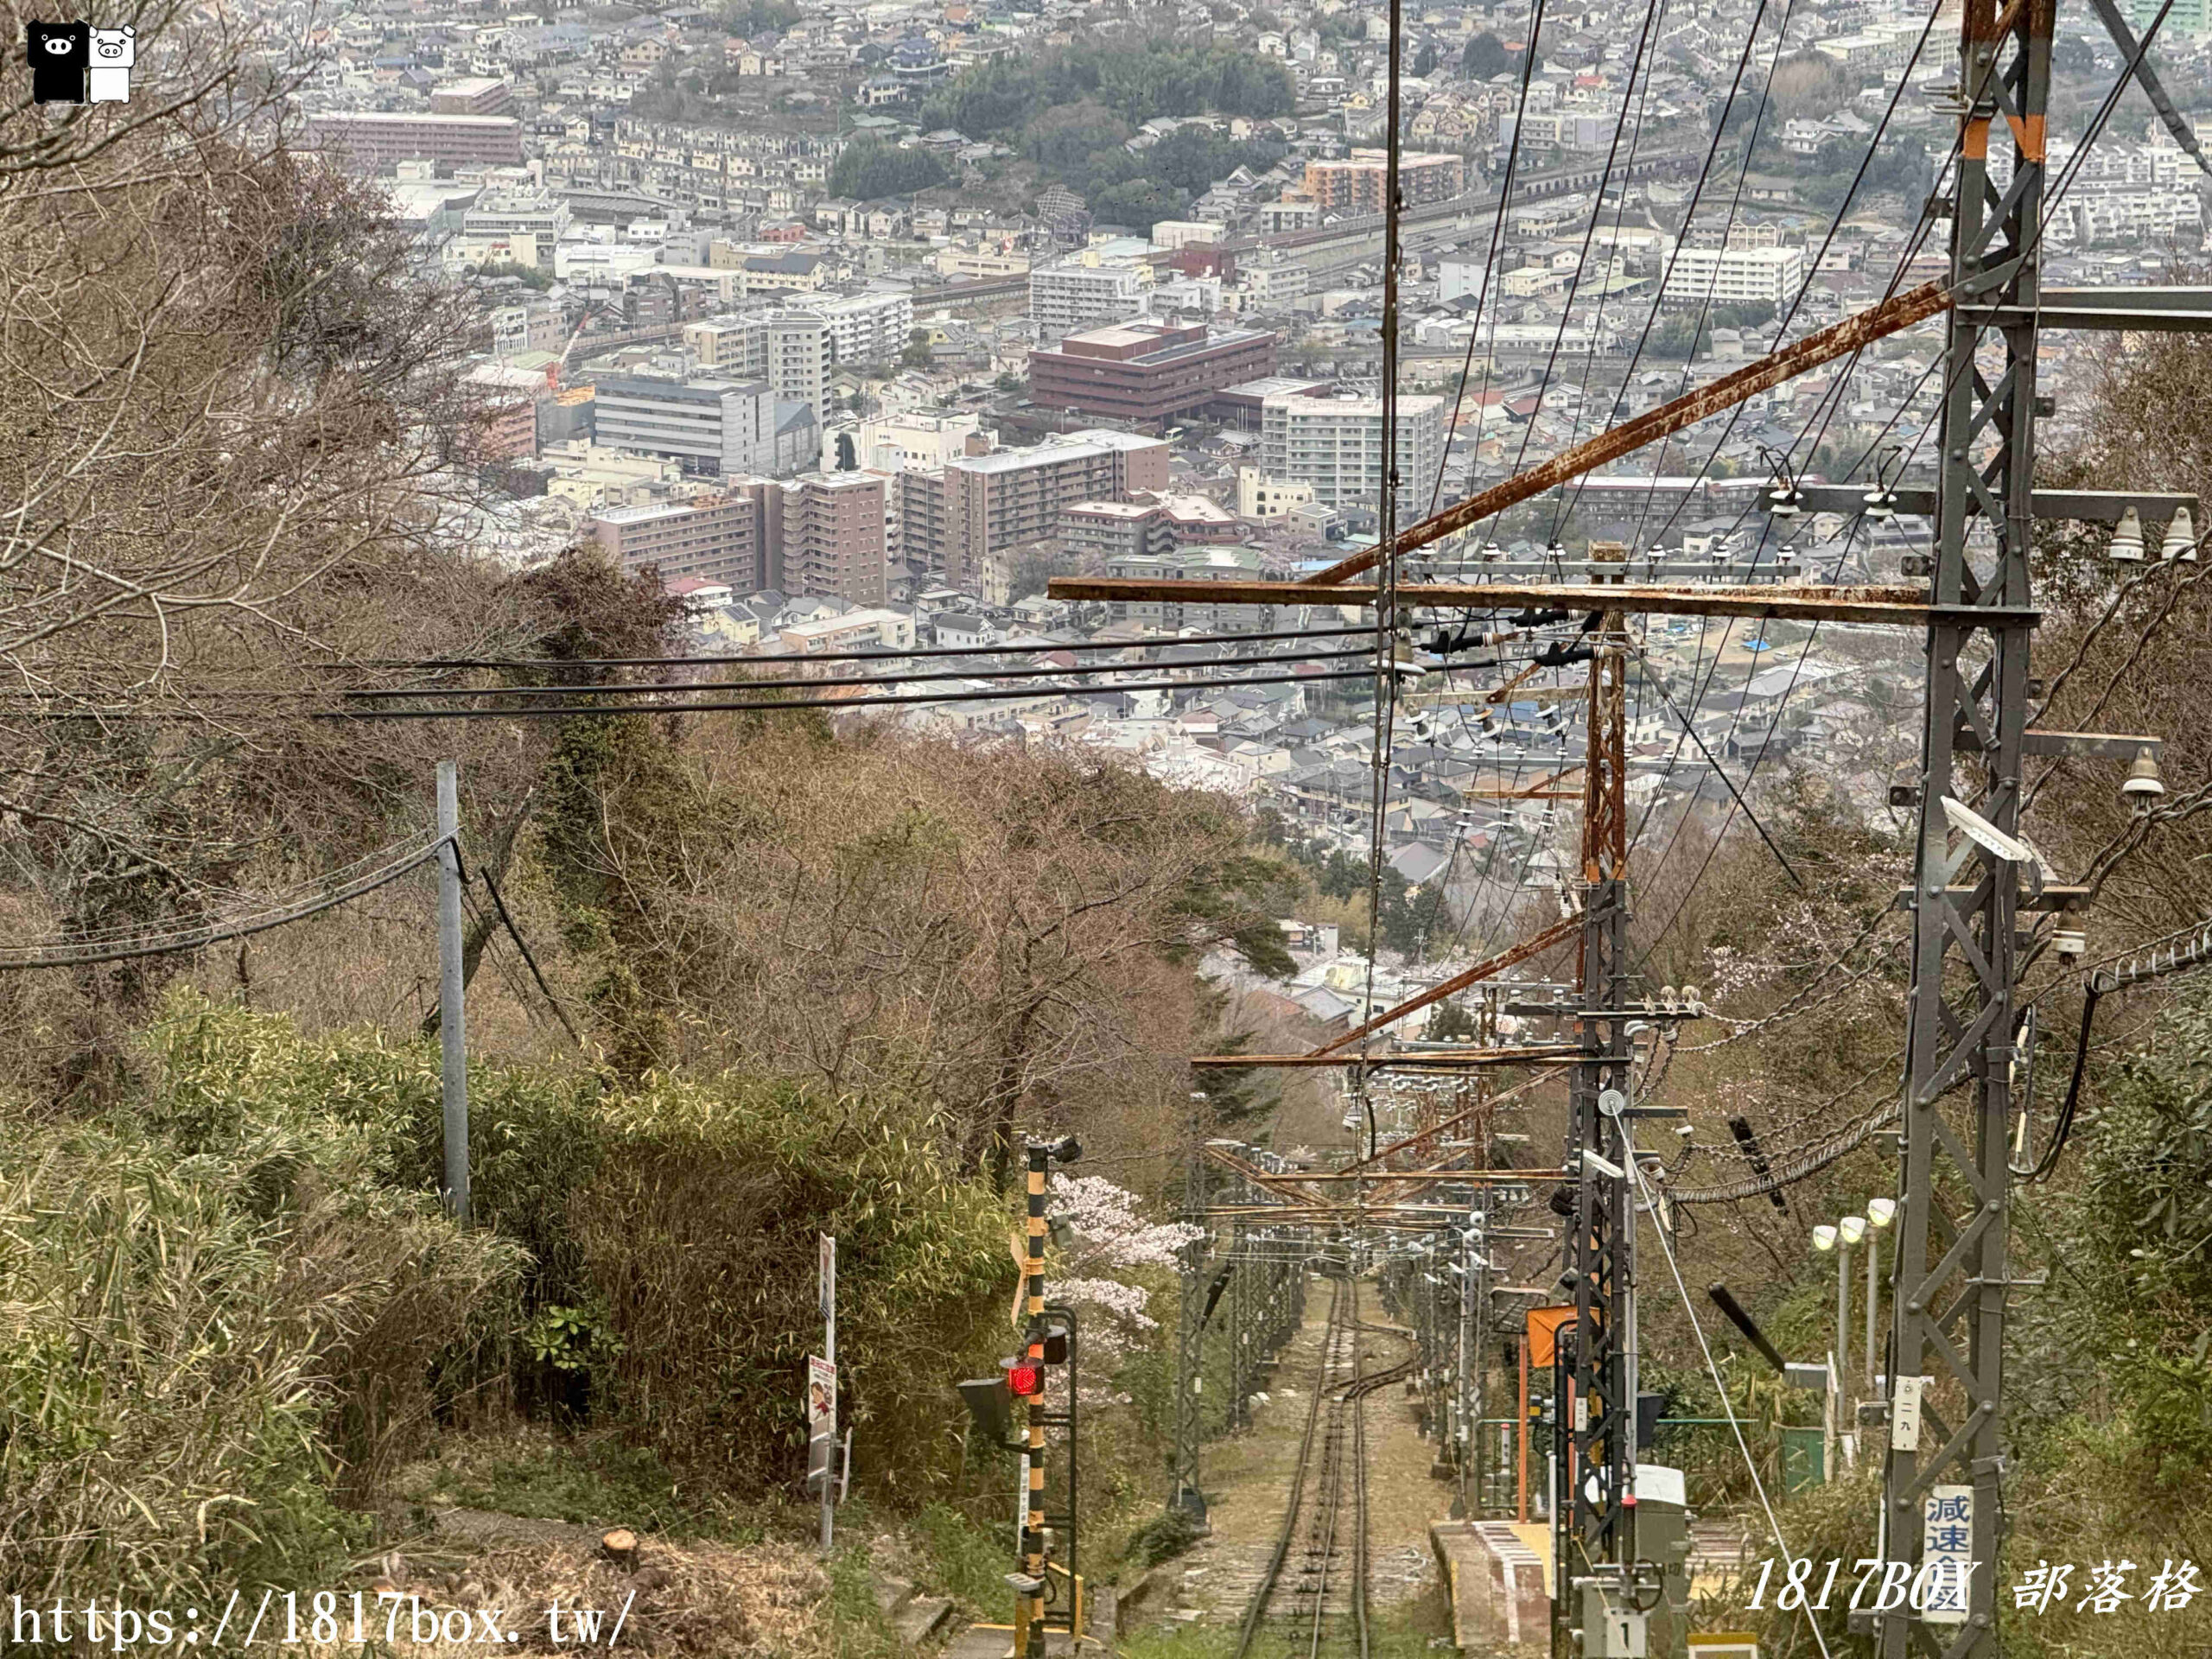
[
  {"left": 26, "top": 20, "right": 90, "bottom": 104},
  {"left": 88, "top": 24, "right": 131, "bottom": 101}
]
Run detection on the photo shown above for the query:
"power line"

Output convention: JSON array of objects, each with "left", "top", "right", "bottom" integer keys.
[
  {"left": 475, "top": 858, "right": 583, "bottom": 1046},
  {"left": 1631, "top": 0, "right": 1804, "bottom": 554},
  {"left": 1426, "top": 0, "right": 1550, "bottom": 518},
  {"left": 1640, "top": 10, "right": 2199, "bottom": 958},
  {"left": 5, "top": 646, "right": 1384, "bottom": 706},
  {"left": 337, "top": 624, "right": 1384, "bottom": 673},
  {"left": 1544, "top": 0, "right": 1672, "bottom": 544},
  {"left": 1621, "top": 1121, "right": 1837, "bottom": 1659},
  {"left": 0, "top": 831, "right": 453, "bottom": 970},
  {"left": 1501, "top": 0, "right": 1668, "bottom": 513},
  {"left": 288, "top": 667, "right": 1390, "bottom": 721}
]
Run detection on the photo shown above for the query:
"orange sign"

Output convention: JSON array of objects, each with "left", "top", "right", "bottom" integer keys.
[{"left": 1526, "top": 1303, "right": 1581, "bottom": 1368}]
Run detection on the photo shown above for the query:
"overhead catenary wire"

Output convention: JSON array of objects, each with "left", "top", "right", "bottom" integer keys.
[
  {"left": 1637, "top": 5, "right": 2194, "bottom": 963},
  {"left": 1492, "top": 0, "right": 1667, "bottom": 543},
  {"left": 1425, "top": 0, "right": 1551, "bottom": 518},
  {"left": 1541, "top": 3, "right": 1671, "bottom": 548}
]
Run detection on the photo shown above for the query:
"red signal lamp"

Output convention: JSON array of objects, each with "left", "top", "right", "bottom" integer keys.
[{"left": 1005, "top": 1360, "right": 1045, "bottom": 1399}]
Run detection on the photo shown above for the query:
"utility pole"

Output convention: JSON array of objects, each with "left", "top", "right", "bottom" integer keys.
[
  {"left": 1230, "top": 1213, "right": 1247, "bottom": 1432},
  {"left": 1559, "top": 604, "right": 1635, "bottom": 1644},
  {"left": 819, "top": 1234, "right": 837, "bottom": 1552},
  {"left": 435, "top": 759, "right": 469, "bottom": 1224},
  {"left": 1170, "top": 1142, "right": 1208, "bottom": 1521}
]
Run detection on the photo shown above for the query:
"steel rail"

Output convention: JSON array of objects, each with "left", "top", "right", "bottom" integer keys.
[{"left": 1233, "top": 1278, "right": 1347, "bottom": 1659}]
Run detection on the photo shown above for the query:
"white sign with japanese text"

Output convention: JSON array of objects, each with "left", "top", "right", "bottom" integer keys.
[{"left": 1921, "top": 1484, "right": 1974, "bottom": 1624}]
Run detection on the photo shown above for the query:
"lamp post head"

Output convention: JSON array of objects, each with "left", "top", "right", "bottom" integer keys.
[
  {"left": 1839, "top": 1215, "right": 1868, "bottom": 1246},
  {"left": 1866, "top": 1197, "right": 1897, "bottom": 1230},
  {"left": 1811, "top": 1224, "right": 1839, "bottom": 1253}
]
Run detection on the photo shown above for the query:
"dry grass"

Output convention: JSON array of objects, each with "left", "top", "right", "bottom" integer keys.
[{"left": 289, "top": 1535, "right": 836, "bottom": 1656}]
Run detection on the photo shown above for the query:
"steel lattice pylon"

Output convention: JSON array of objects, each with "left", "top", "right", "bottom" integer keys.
[{"left": 1878, "top": 0, "right": 2050, "bottom": 1651}]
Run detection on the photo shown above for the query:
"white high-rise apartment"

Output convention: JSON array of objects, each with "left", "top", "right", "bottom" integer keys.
[
  {"left": 1659, "top": 245, "right": 1807, "bottom": 308},
  {"left": 1259, "top": 392, "right": 1445, "bottom": 517},
  {"left": 685, "top": 313, "right": 831, "bottom": 416},
  {"left": 1029, "top": 256, "right": 1153, "bottom": 337},
  {"left": 683, "top": 289, "right": 915, "bottom": 416},
  {"left": 803, "top": 289, "right": 913, "bottom": 365}
]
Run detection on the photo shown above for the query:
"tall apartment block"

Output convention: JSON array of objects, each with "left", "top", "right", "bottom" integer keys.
[
  {"left": 783, "top": 472, "right": 890, "bottom": 607},
  {"left": 1028, "top": 257, "right": 1152, "bottom": 337},
  {"left": 592, "top": 481, "right": 783, "bottom": 591},
  {"left": 1300, "top": 150, "right": 1464, "bottom": 213},
  {"left": 686, "top": 314, "right": 833, "bottom": 420},
  {"left": 1658, "top": 245, "right": 1808, "bottom": 308},
  {"left": 1259, "top": 391, "right": 1446, "bottom": 518},
  {"left": 1027, "top": 320, "right": 1278, "bottom": 431},
  {"left": 429, "top": 78, "right": 514, "bottom": 116},
  {"left": 806, "top": 289, "right": 913, "bottom": 365},
  {"left": 898, "top": 431, "right": 1171, "bottom": 599},
  {"left": 681, "top": 290, "right": 913, "bottom": 418}
]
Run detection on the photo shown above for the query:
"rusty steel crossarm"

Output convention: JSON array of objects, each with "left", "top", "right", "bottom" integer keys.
[
  {"left": 1460, "top": 767, "right": 1583, "bottom": 800},
  {"left": 1289, "top": 1167, "right": 1545, "bottom": 1182},
  {"left": 1343, "top": 1067, "right": 1572, "bottom": 1171},
  {"left": 1484, "top": 660, "right": 1549, "bottom": 705},
  {"left": 1291, "top": 278, "right": 1952, "bottom": 586},
  {"left": 1308, "top": 912, "right": 1587, "bottom": 1057},
  {"left": 1198, "top": 1142, "right": 1338, "bottom": 1206}
]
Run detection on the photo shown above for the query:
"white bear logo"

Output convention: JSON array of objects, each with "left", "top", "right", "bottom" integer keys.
[{"left": 88, "top": 24, "right": 132, "bottom": 102}]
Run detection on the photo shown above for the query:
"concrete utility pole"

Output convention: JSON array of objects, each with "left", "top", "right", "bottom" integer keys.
[
  {"left": 819, "top": 1234, "right": 837, "bottom": 1553},
  {"left": 1170, "top": 1145, "right": 1209, "bottom": 1519},
  {"left": 436, "top": 759, "right": 469, "bottom": 1224},
  {"left": 1561, "top": 606, "right": 1633, "bottom": 1617}
]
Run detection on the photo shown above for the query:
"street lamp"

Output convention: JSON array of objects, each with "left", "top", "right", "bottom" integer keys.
[
  {"left": 1864, "top": 1198, "right": 1897, "bottom": 1390},
  {"left": 1812, "top": 1218, "right": 1867, "bottom": 1395}
]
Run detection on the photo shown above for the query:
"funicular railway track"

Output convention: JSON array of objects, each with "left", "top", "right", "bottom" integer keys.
[{"left": 1232, "top": 1279, "right": 1418, "bottom": 1659}]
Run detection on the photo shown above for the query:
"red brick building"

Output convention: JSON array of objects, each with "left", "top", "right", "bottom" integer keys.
[{"left": 1028, "top": 320, "right": 1277, "bottom": 431}]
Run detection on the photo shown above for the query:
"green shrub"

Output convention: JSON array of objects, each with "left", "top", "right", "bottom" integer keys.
[
  {"left": 136, "top": 996, "right": 1014, "bottom": 1506},
  {"left": 0, "top": 1050, "right": 518, "bottom": 1605},
  {"left": 571, "top": 1072, "right": 1010, "bottom": 1500},
  {"left": 1126, "top": 1506, "right": 1204, "bottom": 1567}
]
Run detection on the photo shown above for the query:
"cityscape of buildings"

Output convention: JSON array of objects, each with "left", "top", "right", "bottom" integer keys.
[{"left": 275, "top": 0, "right": 2212, "bottom": 886}]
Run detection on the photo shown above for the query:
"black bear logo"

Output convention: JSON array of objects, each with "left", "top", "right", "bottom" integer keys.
[{"left": 27, "top": 20, "right": 90, "bottom": 105}]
